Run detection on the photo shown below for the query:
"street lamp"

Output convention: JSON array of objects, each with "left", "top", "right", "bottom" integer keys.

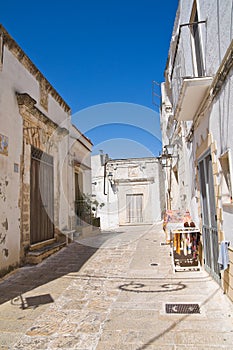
[
  {"left": 164, "top": 144, "right": 174, "bottom": 156},
  {"left": 160, "top": 144, "right": 178, "bottom": 167},
  {"left": 160, "top": 144, "right": 179, "bottom": 210},
  {"left": 160, "top": 154, "right": 169, "bottom": 167}
]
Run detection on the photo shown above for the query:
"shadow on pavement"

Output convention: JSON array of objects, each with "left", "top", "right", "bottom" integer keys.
[
  {"left": 0, "top": 224, "right": 169, "bottom": 306},
  {"left": 0, "top": 241, "right": 98, "bottom": 306},
  {"left": 135, "top": 288, "right": 220, "bottom": 350},
  {"left": 11, "top": 293, "right": 54, "bottom": 310}
]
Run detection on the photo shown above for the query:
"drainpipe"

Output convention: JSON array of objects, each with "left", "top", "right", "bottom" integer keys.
[
  {"left": 168, "top": 158, "right": 172, "bottom": 210},
  {"left": 102, "top": 153, "right": 110, "bottom": 196},
  {"left": 67, "top": 119, "right": 71, "bottom": 230},
  {"left": 103, "top": 160, "right": 107, "bottom": 195}
]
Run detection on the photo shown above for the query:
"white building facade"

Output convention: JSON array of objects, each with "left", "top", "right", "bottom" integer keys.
[
  {"left": 92, "top": 154, "right": 165, "bottom": 230},
  {"left": 161, "top": 0, "right": 233, "bottom": 300},
  {"left": 0, "top": 25, "right": 92, "bottom": 273}
]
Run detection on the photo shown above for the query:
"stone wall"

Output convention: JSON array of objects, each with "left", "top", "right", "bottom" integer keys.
[{"left": 222, "top": 247, "right": 233, "bottom": 302}]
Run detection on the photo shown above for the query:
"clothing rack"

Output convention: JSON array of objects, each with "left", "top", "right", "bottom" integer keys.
[{"left": 171, "top": 227, "right": 201, "bottom": 272}]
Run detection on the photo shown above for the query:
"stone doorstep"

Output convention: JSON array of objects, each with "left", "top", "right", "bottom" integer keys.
[
  {"left": 25, "top": 241, "right": 66, "bottom": 265},
  {"left": 29, "top": 238, "right": 57, "bottom": 251}
]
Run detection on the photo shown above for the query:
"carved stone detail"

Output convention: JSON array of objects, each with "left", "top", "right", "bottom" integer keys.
[{"left": 39, "top": 77, "right": 49, "bottom": 111}]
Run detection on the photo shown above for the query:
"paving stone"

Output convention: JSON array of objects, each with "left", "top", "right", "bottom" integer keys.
[
  {"left": 49, "top": 334, "right": 83, "bottom": 349},
  {"left": 0, "top": 333, "right": 24, "bottom": 348},
  {"left": 0, "top": 317, "right": 32, "bottom": 332},
  {"left": 175, "top": 347, "right": 233, "bottom": 350},
  {"left": 96, "top": 342, "right": 140, "bottom": 350},
  {"left": 12, "top": 335, "right": 51, "bottom": 350},
  {"left": 175, "top": 331, "right": 233, "bottom": 345},
  {"left": 0, "top": 223, "right": 233, "bottom": 349}
]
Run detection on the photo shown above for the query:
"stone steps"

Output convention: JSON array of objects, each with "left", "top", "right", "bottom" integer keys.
[{"left": 25, "top": 241, "right": 66, "bottom": 265}]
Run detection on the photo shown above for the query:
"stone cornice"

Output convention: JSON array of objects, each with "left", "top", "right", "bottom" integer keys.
[
  {"left": 0, "top": 24, "right": 71, "bottom": 113},
  {"left": 73, "top": 160, "right": 91, "bottom": 170},
  {"left": 72, "top": 124, "right": 93, "bottom": 147},
  {"left": 16, "top": 92, "right": 68, "bottom": 136},
  {"left": 211, "top": 39, "right": 233, "bottom": 98},
  {"left": 115, "top": 177, "right": 155, "bottom": 184}
]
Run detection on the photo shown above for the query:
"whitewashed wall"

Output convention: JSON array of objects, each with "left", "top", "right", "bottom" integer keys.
[
  {"left": 92, "top": 155, "right": 163, "bottom": 230},
  {"left": 161, "top": 0, "right": 233, "bottom": 301},
  {"left": 0, "top": 30, "right": 82, "bottom": 274}
]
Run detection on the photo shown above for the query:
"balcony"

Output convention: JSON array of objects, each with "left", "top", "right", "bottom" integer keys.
[
  {"left": 174, "top": 76, "right": 213, "bottom": 122},
  {"left": 170, "top": 20, "right": 213, "bottom": 122}
]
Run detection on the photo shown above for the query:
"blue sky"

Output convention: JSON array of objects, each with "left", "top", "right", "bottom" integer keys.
[{"left": 1, "top": 0, "right": 178, "bottom": 158}]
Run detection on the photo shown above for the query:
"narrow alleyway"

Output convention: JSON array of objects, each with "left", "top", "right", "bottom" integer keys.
[{"left": 0, "top": 223, "right": 233, "bottom": 349}]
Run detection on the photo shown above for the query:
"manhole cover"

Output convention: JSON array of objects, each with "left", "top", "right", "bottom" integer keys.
[
  {"left": 166, "top": 303, "right": 200, "bottom": 314},
  {"left": 150, "top": 263, "right": 159, "bottom": 266}
]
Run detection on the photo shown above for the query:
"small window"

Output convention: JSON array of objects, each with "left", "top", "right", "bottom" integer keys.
[{"left": 219, "top": 150, "right": 233, "bottom": 204}]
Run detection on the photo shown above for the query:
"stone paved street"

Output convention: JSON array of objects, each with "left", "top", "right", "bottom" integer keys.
[{"left": 0, "top": 223, "right": 233, "bottom": 349}]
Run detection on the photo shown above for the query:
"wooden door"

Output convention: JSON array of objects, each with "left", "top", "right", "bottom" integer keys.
[
  {"left": 30, "top": 146, "right": 54, "bottom": 244},
  {"left": 126, "top": 194, "right": 143, "bottom": 223}
]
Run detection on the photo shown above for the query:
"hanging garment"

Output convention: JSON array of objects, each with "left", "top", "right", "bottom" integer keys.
[
  {"left": 173, "top": 233, "right": 181, "bottom": 254},
  {"left": 192, "top": 233, "right": 197, "bottom": 258},
  {"left": 173, "top": 233, "right": 177, "bottom": 252},
  {"left": 218, "top": 241, "right": 230, "bottom": 270},
  {"left": 177, "top": 233, "right": 181, "bottom": 255},
  {"left": 187, "top": 233, "right": 192, "bottom": 255},
  {"left": 183, "top": 233, "right": 187, "bottom": 256}
]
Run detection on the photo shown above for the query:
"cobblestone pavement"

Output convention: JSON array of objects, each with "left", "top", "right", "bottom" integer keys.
[{"left": 0, "top": 223, "right": 233, "bottom": 349}]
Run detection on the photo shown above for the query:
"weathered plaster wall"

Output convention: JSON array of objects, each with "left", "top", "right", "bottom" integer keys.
[
  {"left": 91, "top": 155, "right": 119, "bottom": 230},
  {"left": 165, "top": 0, "right": 233, "bottom": 229},
  {"left": 162, "top": 0, "right": 233, "bottom": 301},
  {"left": 0, "top": 26, "right": 76, "bottom": 274},
  {"left": 112, "top": 158, "right": 163, "bottom": 225},
  {"left": 0, "top": 48, "right": 26, "bottom": 272},
  {"left": 0, "top": 156, "right": 20, "bottom": 273},
  {"left": 92, "top": 156, "right": 163, "bottom": 230},
  {"left": 170, "top": 0, "right": 233, "bottom": 113},
  {"left": 67, "top": 126, "right": 92, "bottom": 228}
]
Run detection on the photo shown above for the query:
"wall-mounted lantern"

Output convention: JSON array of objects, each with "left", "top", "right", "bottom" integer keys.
[
  {"left": 159, "top": 144, "right": 178, "bottom": 168},
  {"left": 159, "top": 143, "right": 179, "bottom": 210},
  {"left": 164, "top": 144, "right": 174, "bottom": 156}
]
